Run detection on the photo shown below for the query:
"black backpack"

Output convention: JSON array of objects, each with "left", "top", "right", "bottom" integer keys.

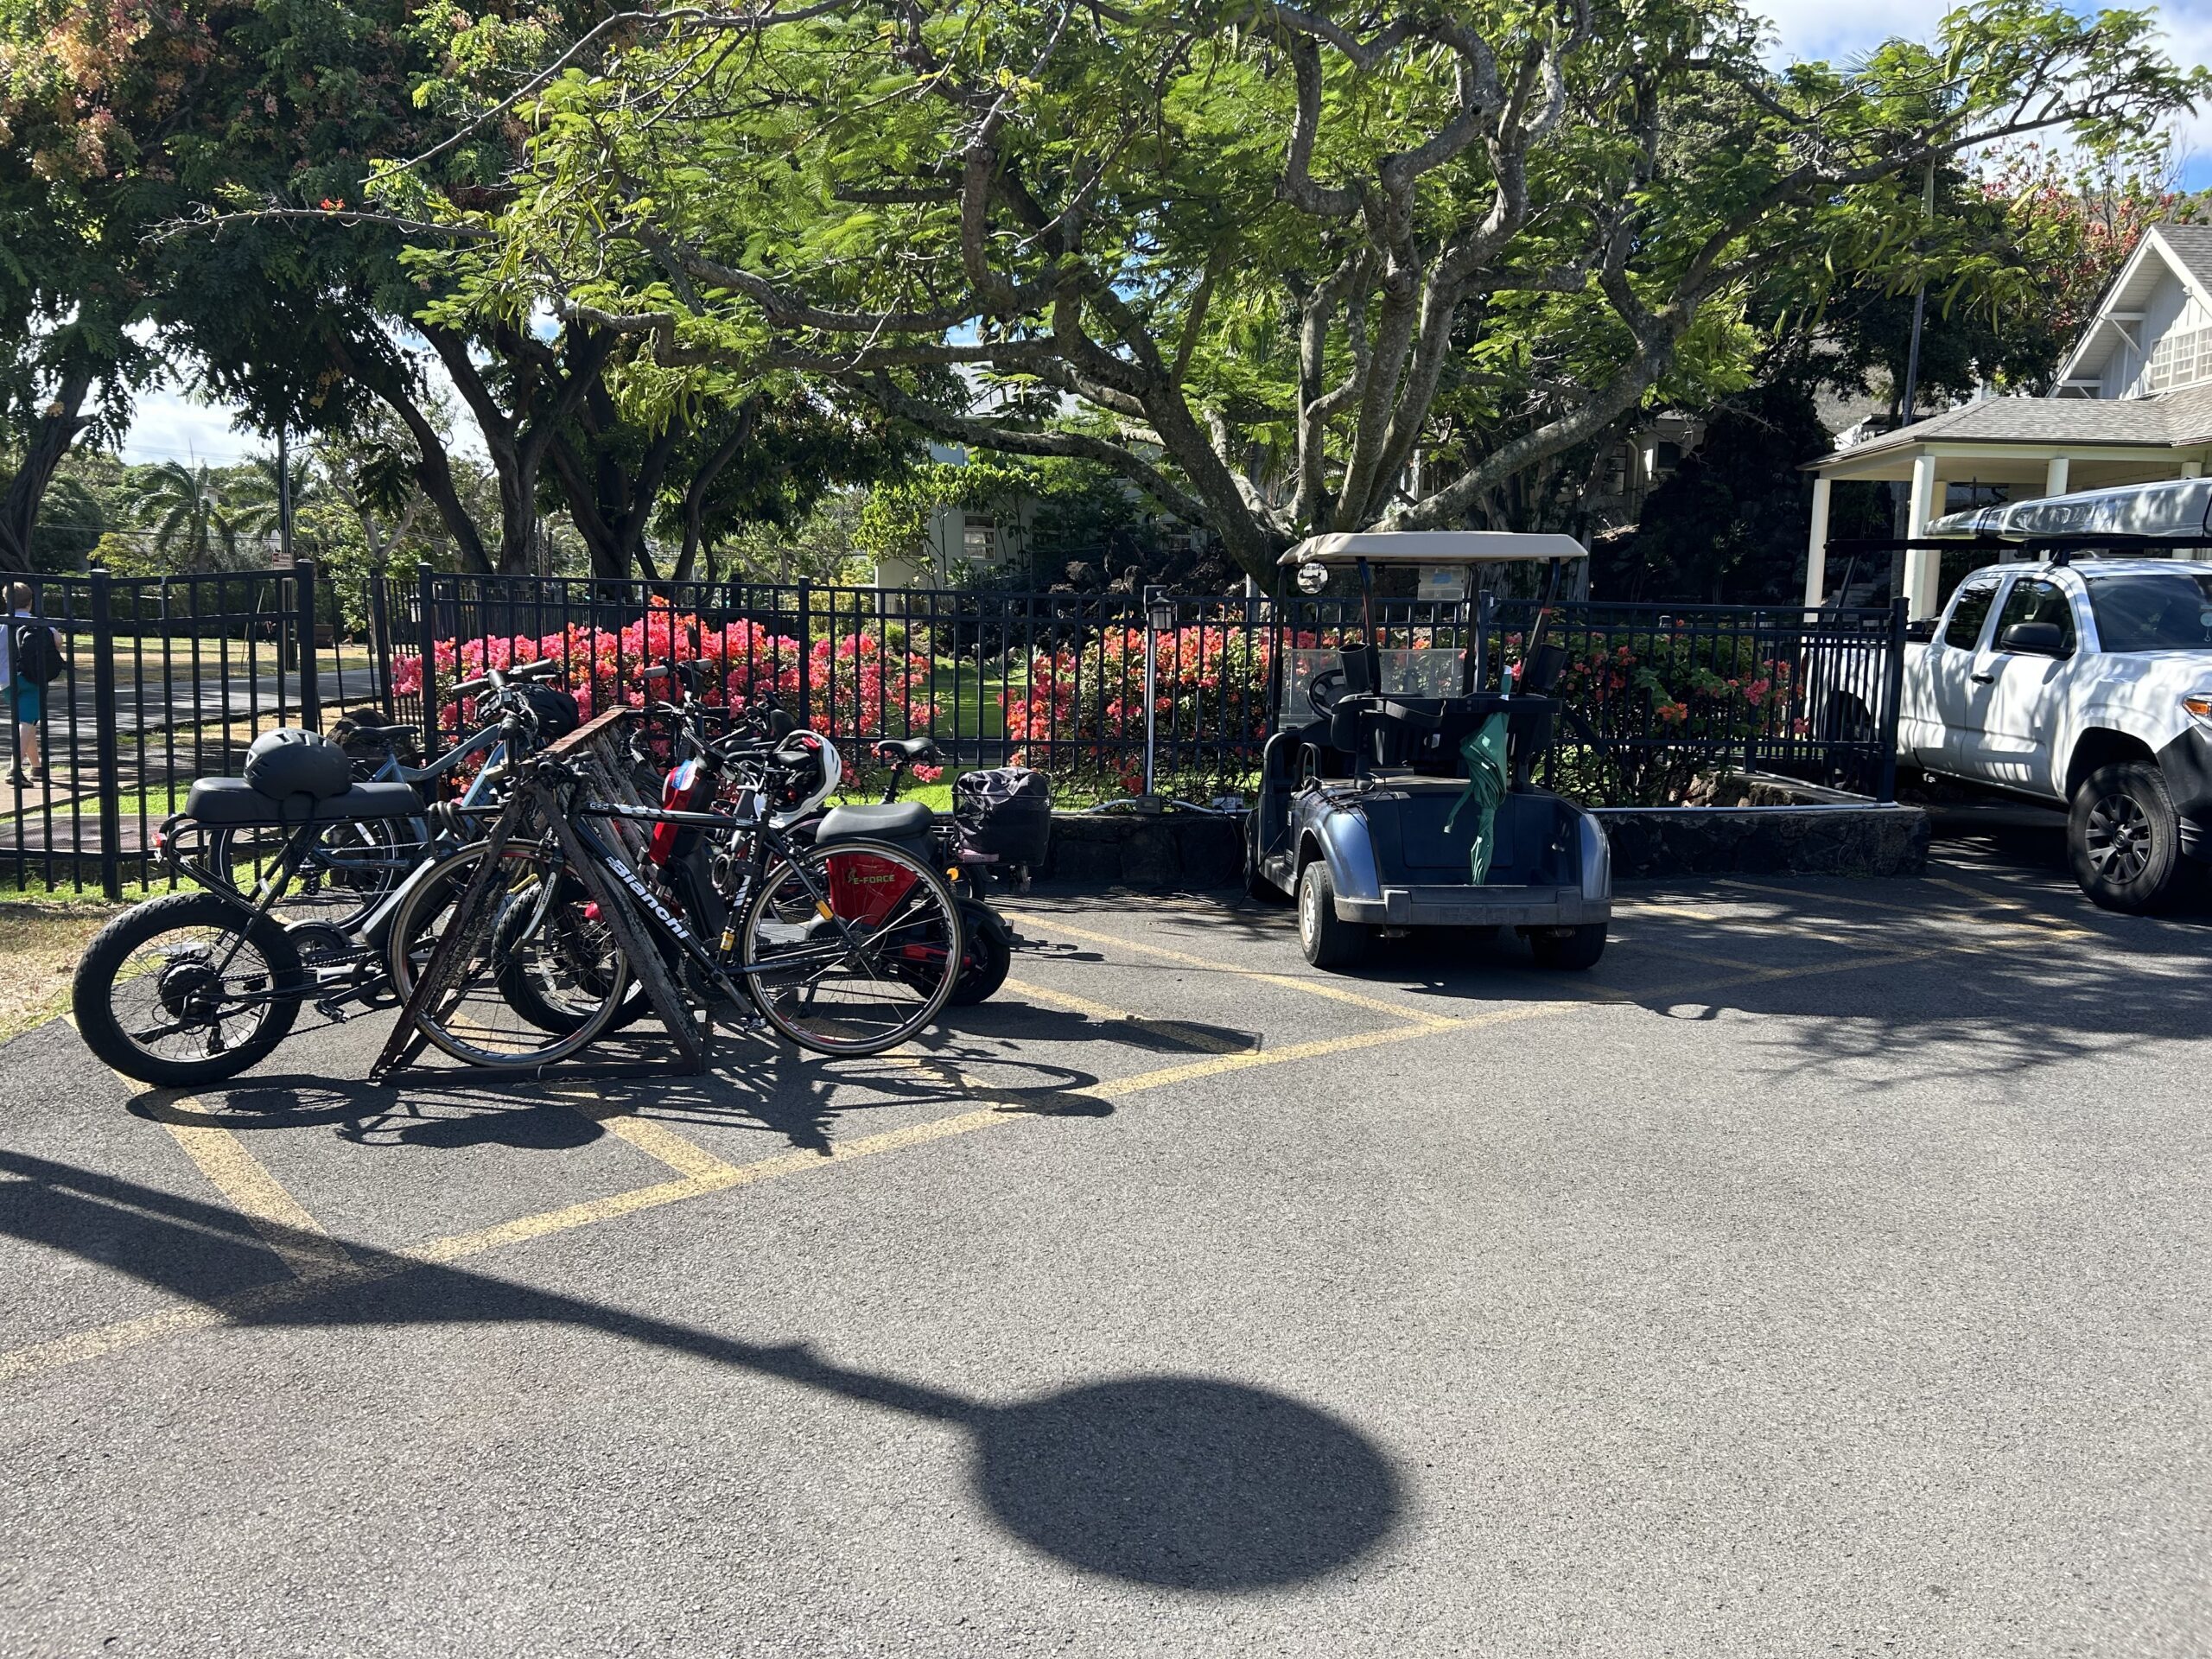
[{"left": 10, "top": 619, "right": 60, "bottom": 685}]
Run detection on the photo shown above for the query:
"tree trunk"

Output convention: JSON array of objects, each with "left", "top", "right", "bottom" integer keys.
[
  {"left": 336, "top": 340, "right": 494, "bottom": 575},
  {"left": 0, "top": 356, "right": 96, "bottom": 572}
]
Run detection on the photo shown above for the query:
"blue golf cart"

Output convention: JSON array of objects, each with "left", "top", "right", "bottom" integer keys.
[{"left": 1243, "top": 532, "right": 1613, "bottom": 971}]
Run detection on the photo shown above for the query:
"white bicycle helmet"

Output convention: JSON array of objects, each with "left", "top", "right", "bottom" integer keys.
[{"left": 767, "top": 729, "right": 843, "bottom": 827}]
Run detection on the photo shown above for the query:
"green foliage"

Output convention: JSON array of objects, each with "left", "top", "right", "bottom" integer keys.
[
  {"left": 854, "top": 459, "right": 1033, "bottom": 566},
  {"left": 364, "top": 0, "right": 2206, "bottom": 582}
]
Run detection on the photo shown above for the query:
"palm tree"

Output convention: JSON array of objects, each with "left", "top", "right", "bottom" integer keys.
[
  {"left": 136, "top": 461, "right": 241, "bottom": 573},
  {"left": 230, "top": 452, "right": 321, "bottom": 560}
]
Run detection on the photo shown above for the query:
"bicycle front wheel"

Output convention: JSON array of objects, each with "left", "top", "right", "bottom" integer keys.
[
  {"left": 386, "top": 840, "right": 630, "bottom": 1068},
  {"left": 741, "top": 838, "right": 962, "bottom": 1056}
]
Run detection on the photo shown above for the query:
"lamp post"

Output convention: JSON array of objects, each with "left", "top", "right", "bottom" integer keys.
[{"left": 1141, "top": 584, "right": 1174, "bottom": 801}]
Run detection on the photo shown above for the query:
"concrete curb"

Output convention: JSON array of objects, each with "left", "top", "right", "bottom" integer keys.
[{"left": 1039, "top": 801, "right": 1932, "bottom": 891}]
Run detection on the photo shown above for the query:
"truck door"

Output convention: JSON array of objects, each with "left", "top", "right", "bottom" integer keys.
[
  {"left": 1966, "top": 575, "right": 2081, "bottom": 795},
  {"left": 1923, "top": 574, "right": 2003, "bottom": 775}
]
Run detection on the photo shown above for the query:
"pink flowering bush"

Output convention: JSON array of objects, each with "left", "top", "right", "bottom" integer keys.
[
  {"left": 390, "top": 600, "right": 938, "bottom": 769},
  {"left": 1002, "top": 621, "right": 1270, "bottom": 795}
]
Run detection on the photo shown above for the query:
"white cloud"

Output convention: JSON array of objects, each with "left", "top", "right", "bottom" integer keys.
[{"left": 117, "top": 332, "right": 487, "bottom": 469}]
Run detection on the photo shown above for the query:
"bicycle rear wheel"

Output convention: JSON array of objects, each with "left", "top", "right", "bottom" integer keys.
[
  {"left": 386, "top": 840, "right": 629, "bottom": 1068},
  {"left": 740, "top": 838, "right": 961, "bottom": 1056},
  {"left": 208, "top": 814, "right": 428, "bottom": 932}
]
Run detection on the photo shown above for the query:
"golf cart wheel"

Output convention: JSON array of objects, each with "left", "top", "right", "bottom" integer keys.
[
  {"left": 1527, "top": 922, "right": 1607, "bottom": 971},
  {"left": 1243, "top": 811, "right": 1287, "bottom": 906},
  {"left": 2069, "top": 761, "right": 2190, "bottom": 914},
  {"left": 1296, "top": 860, "right": 1368, "bottom": 969}
]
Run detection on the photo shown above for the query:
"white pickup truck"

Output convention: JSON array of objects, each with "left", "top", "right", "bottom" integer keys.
[{"left": 1899, "top": 556, "right": 2212, "bottom": 912}]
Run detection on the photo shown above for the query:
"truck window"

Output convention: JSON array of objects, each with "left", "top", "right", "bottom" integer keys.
[
  {"left": 1942, "top": 578, "right": 2000, "bottom": 651},
  {"left": 2083, "top": 570, "right": 2212, "bottom": 652},
  {"left": 1993, "top": 578, "right": 2076, "bottom": 652}
]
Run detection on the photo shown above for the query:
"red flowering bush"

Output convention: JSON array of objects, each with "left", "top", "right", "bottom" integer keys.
[
  {"left": 1002, "top": 620, "right": 1270, "bottom": 796},
  {"left": 391, "top": 600, "right": 938, "bottom": 766}
]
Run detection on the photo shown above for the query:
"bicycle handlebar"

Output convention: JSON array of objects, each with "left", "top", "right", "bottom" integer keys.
[{"left": 447, "top": 658, "right": 564, "bottom": 701}]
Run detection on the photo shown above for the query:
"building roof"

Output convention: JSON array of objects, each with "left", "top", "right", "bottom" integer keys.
[
  {"left": 1820, "top": 383, "right": 2212, "bottom": 466},
  {"left": 2152, "top": 222, "right": 2212, "bottom": 290},
  {"left": 1281, "top": 531, "right": 1588, "bottom": 565}
]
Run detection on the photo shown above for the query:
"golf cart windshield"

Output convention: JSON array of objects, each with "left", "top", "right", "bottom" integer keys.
[{"left": 1285, "top": 645, "right": 1465, "bottom": 709}]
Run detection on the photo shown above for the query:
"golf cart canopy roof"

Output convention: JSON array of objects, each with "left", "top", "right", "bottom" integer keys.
[{"left": 1279, "top": 531, "right": 1590, "bottom": 566}]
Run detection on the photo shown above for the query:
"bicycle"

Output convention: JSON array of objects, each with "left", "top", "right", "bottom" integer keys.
[
  {"left": 389, "top": 729, "right": 965, "bottom": 1064},
  {"left": 202, "top": 658, "right": 574, "bottom": 933},
  {"left": 73, "top": 667, "right": 614, "bottom": 1086}
]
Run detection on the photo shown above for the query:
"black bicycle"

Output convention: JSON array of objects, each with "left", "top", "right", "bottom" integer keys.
[
  {"left": 72, "top": 668, "right": 607, "bottom": 1086},
  {"left": 386, "top": 736, "right": 965, "bottom": 1064}
]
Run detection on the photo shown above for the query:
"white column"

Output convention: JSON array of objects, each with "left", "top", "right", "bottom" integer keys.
[
  {"left": 2044, "top": 454, "right": 2070, "bottom": 498},
  {"left": 2184, "top": 460, "right": 2203, "bottom": 479},
  {"left": 1903, "top": 452, "right": 1942, "bottom": 620},
  {"left": 1804, "top": 474, "right": 1833, "bottom": 609}
]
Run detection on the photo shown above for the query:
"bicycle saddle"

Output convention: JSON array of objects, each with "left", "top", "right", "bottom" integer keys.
[
  {"left": 874, "top": 736, "right": 939, "bottom": 763},
  {"left": 814, "top": 801, "right": 933, "bottom": 846}
]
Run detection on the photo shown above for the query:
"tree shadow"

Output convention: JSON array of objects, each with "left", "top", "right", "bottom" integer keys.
[{"left": 0, "top": 1149, "right": 1402, "bottom": 1592}]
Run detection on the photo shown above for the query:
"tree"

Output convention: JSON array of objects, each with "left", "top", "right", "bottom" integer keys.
[
  {"left": 136, "top": 461, "right": 244, "bottom": 572},
  {"left": 366, "top": 0, "right": 2205, "bottom": 585},
  {"left": 0, "top": 0, "right": 171, "bottom": 569},
  {"left": 229, "top": 451, "right": 320, "bottom": 552}
]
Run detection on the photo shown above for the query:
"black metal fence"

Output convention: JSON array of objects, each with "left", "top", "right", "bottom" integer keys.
[
  {"left": 0, "top": 563, "right": 394, "bottom": 895},
  {"left": 1, "top": 564, "right": 1904, "bottom": 896}
]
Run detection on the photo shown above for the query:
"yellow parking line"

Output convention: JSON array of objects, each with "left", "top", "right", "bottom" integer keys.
[
  {"left": 10, "top": 918, "right": 2037, "bottom": 1389},
  {"left": 552, "top": 1090, "right": 741, "bottom": 1180},
  {"left": 1006, "top": 912, "right": 1460, "bottom": 1027},
  {"left": 149, "top": 1108, "right": 353, "bottom": 1281},
  {"left": 1714, "top": 878, "right": 2097, "bottom": 939}
]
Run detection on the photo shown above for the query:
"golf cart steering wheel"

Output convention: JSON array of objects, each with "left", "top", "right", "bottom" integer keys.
[{"left": 1306, "top": 666, "right": 1348, "bottom": 721}]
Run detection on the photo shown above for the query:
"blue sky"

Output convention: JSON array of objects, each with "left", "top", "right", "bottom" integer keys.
[{"left": 122, "top": 1, "right": 2212, "bottom": 467}]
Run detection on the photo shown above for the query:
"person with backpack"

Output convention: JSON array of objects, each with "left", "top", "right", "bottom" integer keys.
[{"left": 3, "top": 582, "right": 61, "bottom": 787}]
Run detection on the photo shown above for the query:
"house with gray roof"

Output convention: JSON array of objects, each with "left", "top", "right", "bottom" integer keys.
[{"left": 1808, "top": 221, "right": 2212, "bottom": 617}]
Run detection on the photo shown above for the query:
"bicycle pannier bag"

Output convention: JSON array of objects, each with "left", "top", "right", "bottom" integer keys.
[{"left": 953, "top": 766, "right": 1053, "bottom": 864}]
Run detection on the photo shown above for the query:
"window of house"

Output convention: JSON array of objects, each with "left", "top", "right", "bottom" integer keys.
[
  {"left": 961, "top": 515, "right": 998, "bottom": 563},
  {"left": 2146, "top": 324, "right": 2212, "bottom": 392}
]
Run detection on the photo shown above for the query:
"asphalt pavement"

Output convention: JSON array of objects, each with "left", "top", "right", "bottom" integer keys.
[{"left": 2, "top": 838, "right": 2209, "bottom": 1657}]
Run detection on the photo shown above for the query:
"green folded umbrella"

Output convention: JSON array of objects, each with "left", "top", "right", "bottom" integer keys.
[{"left": 1442, "top": 712, "right": 1510, "bottom": 885}]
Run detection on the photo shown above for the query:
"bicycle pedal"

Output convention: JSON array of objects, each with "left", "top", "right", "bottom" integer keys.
[{"left": 314, "top": 998, "right": 351, "bottom": 1023}]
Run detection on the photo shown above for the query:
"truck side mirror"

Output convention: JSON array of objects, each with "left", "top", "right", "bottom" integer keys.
[
  {"left": 1905, "top": 619, "right": 1938, "bottom": 644},
  {"left": 1999, "top": 621, "right": 2070, "bottom": 657}
]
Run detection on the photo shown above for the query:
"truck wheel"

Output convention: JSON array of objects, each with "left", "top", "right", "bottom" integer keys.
[
  {"left": 2069, "top": 762, "right": 2190, "bottom": 914},
  {"left": 1296, "top": 860, "right": 1368, "bottom": 969},
  {"left": 1527, "top": 922, "right": 1607, "bottom": 970},
  {"left": 1243, "top": 811, "right": 1287, "bottom": 905}
]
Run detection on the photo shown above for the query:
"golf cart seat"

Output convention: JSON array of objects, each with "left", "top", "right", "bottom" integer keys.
[
  {"left": 815, "top": 800, "right": 934, "bottom": 846},
  {"left": 1330, "top": 690, "right": 1559, "bottom": 778},
  {"left": 182, "top": 777, "right": 421, "bottom": 827}
]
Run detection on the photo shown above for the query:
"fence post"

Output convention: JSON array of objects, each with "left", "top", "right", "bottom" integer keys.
[
  {"left": 795, "top": 578, "right": 813, "bottom": 721},
  {"left": 367, "top": 573, "right": 393, "bottom": 720},
  {"left": 294, "top": 559, "right": 321, "bottom": 733},
  {"left": 88, "top": 567, "right": 124, "bottom": 901},
  {"left": 416, "top": 560, "right": 438, "bottom": 757},
  {"left": 1878, "top": 595, "right": 1907, "bottom": 803}
]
